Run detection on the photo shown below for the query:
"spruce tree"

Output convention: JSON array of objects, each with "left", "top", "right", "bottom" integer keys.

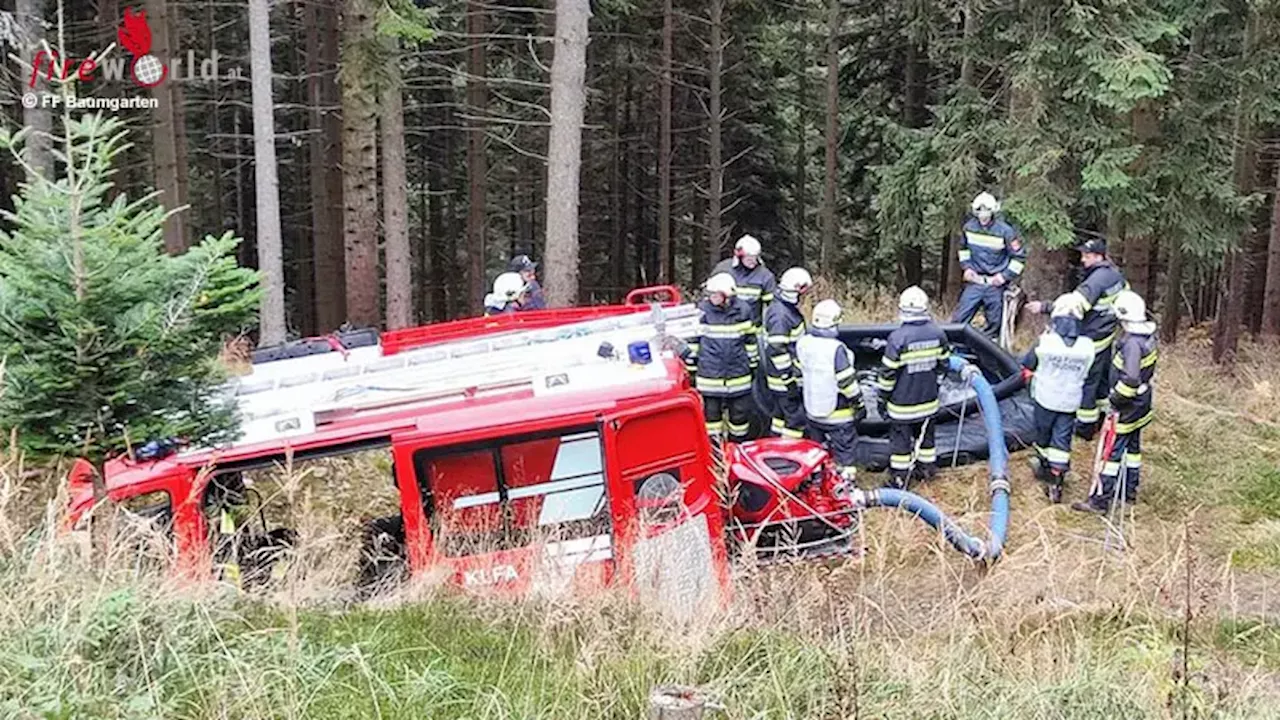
[{"left": 0, "top": 113, "right": 260, "bottom": 494}]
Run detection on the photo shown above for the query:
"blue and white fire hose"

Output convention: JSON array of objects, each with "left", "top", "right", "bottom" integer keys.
[{"left": 850, "top": 356, "right": 1011, "bottom": 562}]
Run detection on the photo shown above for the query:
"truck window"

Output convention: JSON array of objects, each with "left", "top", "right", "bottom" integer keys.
[{"left": 416, "top": 428, "right": 611, "bottom": 557}]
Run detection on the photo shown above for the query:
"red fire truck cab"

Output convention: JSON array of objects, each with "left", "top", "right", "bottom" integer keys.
[{"left": 67, "top": 290, "right": 736, "bottom": 611}]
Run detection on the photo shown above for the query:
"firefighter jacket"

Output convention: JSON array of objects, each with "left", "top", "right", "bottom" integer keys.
[
  {"left": 876, "top": 319, "right": 951, "bottom": 422},
  {"left": 681, "top": 297, "right": 759, "bottom": 397},
  {"left": 958, "top": 216, "right": 1027, "bottom": 281},
  {"left": 763, "top": 298, "right": 806, "bottom": 393},
  {"left": 1109, "top": 329, "right": 1157, "bottom": 434},
  {"left": 522, "top": 279, "right": 547, "bottom": 310},
  {"left": 795, "top": 328, "right": 863, "bottom": 424},
  {"left": 713, "top": 258, "right": 777, "bottom": 324},
  {"left": 1069, "top": 261, "right": 1129, "bottom": 349},
  {"left": 1021, "top": 331, "right": 1096, "bottom": 414}
]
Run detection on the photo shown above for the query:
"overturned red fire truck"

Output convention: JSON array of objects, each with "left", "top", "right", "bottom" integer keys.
[{"left": 66, "top": 286, "right": 1020, "bottom": 603}]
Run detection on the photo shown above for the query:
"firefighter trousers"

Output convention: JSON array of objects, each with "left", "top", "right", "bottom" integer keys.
[
  {"left": 1076, "top": 344, "right": 1113, "bottom": 434},
  {"left": 770, "top": 390, "right": 806, "bottom": 439},
  {"left": 1091, "top": 429, "right": 1142, "bottom": 509},
  {"left": 889, "top": 420, "right": 936, "bottom": 482},
  {"left": 1033, "top": 404, "right": 1075, "bottom": 477},
  {"left": 703, "top": 393, "right": 754, "bottom": 441},
  {"left": 809, "top": 419, "right": 857, "bottom": 472},
  {"left": 951, "top": 283, "right": 1003, "bottom": 338}
]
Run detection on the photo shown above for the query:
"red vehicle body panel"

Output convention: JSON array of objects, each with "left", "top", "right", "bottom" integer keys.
[{"left": 67, "top": 312, "right": 729, "bottom": 602}]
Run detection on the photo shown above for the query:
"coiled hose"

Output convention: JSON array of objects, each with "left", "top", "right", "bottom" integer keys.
[{"left": 853, "top": 356, "right": 1011, "bottom": 561}]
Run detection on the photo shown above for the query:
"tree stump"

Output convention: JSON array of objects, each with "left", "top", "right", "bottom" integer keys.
[{"left": 647, "top": 685, "right": 706, "bottom": 719}]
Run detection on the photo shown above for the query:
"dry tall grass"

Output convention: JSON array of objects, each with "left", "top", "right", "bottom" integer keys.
[{"left": 1, "top": 310, "right": 1278, "bottom": 718}]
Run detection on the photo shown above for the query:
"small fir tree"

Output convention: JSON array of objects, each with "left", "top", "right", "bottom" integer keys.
[{"left": 0, "top": 113, "right": 260, "bottom": 496}]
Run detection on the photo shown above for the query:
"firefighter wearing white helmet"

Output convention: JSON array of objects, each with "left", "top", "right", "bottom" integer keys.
[
  {"left": 712, "top": 234, "right": 777, "bottom": 326},
  {"left": 795, "top": 299, "right": 863, "bottom": 481},
  {"left": 877, "top": 286, "right": 950, "bottom": 488},
  {"left": 763, "top": 268, "right": 813, "bottom": 438},
  {"left": 951, "top": 191, "right": 1027, "bottom": 340},
  {"left": 1027, "top": 234, "right": 1129, "bottom": 439},
  {"left": 681, "top": 273, "right": 759, "bottom": 441},
  {"left": 1074, "top": 290, "right": 1158, "bottom": 514},
  {"left": 484, "top": 272, "right": 528, "bottom": 316},
  {"left": 1020, "top": 294, "right": 1096, "bottom": 503}
]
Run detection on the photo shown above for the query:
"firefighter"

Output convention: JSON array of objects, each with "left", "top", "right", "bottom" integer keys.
[
  {"left": 712, "top": 235, "right": 777, "bottom": 325},
  {"left": 877, "top": 286, "right": 951, "bottom": 489},
  {"left": 206, "top": 472, "right": 250, "bottom": 588},
  {"left": 484, "top": 272, "right": 527, "bottom": 316},
  {"left": 682, "top": 273, "right": 759, "bottom": 442},
  {"left": 763, "top": 267, "right": 813, "bottom": 438},
  {"left": 795, "top": 299, "right": 863, "bottom": 482},
  {"left": 951, "top": 192, "right": 1027, "bottom": 339},
  {"left": 1021, "top": 294, "right": 1096, "bottom": 503},
  {"left": 1073, "top": 290, "right": 1157, "bottom": 514},
  {"left": 508, "top": 255, "right": 546, "bottom": 310},
  {"left": 1025, "top": 235, "right": 1129, "bottom": 439}
]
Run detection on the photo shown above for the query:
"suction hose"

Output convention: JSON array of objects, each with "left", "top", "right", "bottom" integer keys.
[{"left": 853, "top": 356, "right": 1011, "bottom": 561}]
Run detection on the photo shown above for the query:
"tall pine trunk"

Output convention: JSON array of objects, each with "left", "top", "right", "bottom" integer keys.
[
  {"left": 821, "top": 0, "right": 840, "bottom": 271},
  {"left": 945, "top": 0, "right": 978, "bottom": 297},
  {"left": 340, "top": 0, "right": 380, "bottom": 327},
  {"left": 899, "top": 38, "right": 926, "bottom": 288},
  {"left": 658, "top": 0, "right": 673, "bottom": 282},
  {"left": 308, "top": 0, "right": 345, "bottom": 331},
  {"left": 543, "top": 0, "right": 592, "bottom": 306},
  {"left": 1262, "top": 163, "right": 1280, "bottom": 336},
  {"left": 793, "top": 18, "right": 808, "bottom": 267},
  {"left": 466, "top": 1, "right": 488, "bottom": 314},
  {"left": 146, "top": 0, "right": 187, "bottom": 254},
  {"left": 1213, "top": 9, "right": 1258, "bottom": 366},
  {"left": 705, "top": 0, "right": 725, "bottom": 277},
  {"left": 382, "top": 41, "right": 413, "bottom": 329},
  {"left": 16, "top": 0, "right": 53, "bottom": 181},
  {"left": 248, "top": 0, "right": 285, "bottom": 344}
]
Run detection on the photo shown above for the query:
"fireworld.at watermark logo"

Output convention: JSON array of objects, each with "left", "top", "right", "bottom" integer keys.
[{"left": 24, "top": 6, "right": 241, "bottom": 91}]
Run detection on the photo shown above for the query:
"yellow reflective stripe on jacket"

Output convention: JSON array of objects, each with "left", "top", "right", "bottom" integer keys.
[
  {"left": 1008, "top": 259, "right": 1026, "bottom": 274},
  {"left": 957, "top": 249, "right": 973, "bottom": 262},
  {"left": 1116, "top": 412, "right": 1154, "bottom": 434},
  {"left": 899, "top": 347, "right": 945, "bottom": 362},
  {"left": 771, "top": 353, "right": 793, "bottom": 369},
  {"left": 696, "top": 375, "right": 753, "bottom": 390},
  {"left": 835, "top": 366, "right": 856, "bottom": 382},
  {"left": 700, "top": 321, "right": 754, "bottom": 338},
  {"left": 964, "top": 231, "right": 1005, "bottom": 250},
  {"left": 736, "top": 287, "right": 763, "bottom": 298},
  {"left": 876, "top": 376, "right": 895, "bottom": 391},
  {"left": 882, "top": 355, "right": 903, "bottom": 369},
  {"left": 887, "top": 399, "right": 940, "bottom": 420},
  {"left": 1112, "top": 382, "right": 1139, "bottom": 397}
]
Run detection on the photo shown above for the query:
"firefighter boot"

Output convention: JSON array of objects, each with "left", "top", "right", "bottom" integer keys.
[
  {"left": 1027, "top": 456, "right": 1049, "bottom": 483},
  {"left": 883, "top": 472, "right": 907, "bottom": 491},
  {"left": 1070, "top": 497, "right": 1108, "bottom": 514},
  {"left": 1044, "top": 469, "right": 1065, "bottom": 504}
]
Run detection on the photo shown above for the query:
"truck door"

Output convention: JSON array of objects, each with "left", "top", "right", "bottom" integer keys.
[
  {"left": 602, "top": 397, "right": 730, "bottom": 619},
  {"left": 398, "top": 425, "right": 616, "bottom": 596}
]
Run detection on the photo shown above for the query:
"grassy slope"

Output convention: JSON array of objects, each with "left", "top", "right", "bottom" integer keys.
[{"left": 2, "top": 300, "right": 1279, "bottom": 718}]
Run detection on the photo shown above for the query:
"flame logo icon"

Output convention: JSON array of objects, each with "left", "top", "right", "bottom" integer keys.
[{"left": 118, "top": 7, "right": 166, "bottom": 88}]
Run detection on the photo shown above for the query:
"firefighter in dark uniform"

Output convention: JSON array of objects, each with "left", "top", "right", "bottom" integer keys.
[
  {"left": 484, "top": 272, "right": 527, "bottom": 316},
  {"left": 682, "top": 272, "right": 759, "bottom": 442},
  {"left": 763, "top": 267, "right": 813, "bottom": 438},
  {"left": 1021, "top": 294, "right": 1096, "bottom": 503},
  {"left": 795, "top": 299, "right": 863, "bottom": 482},
  {"left": 877, "top": 286, "right": 951, "bottom": 489},
  {"left": 951, "top": 192, "right": 1028, "bottom": 339},
  {"left": 508, "top": 255, "right": 546, "bottom": 310},
  {"left": 1073, "top": 291, "right": 1158, "bottom": 513},
  {"left": 712, "top": 235, "right": 777, "bottom": 326},
  {"left": 1026, "top": 235, "right": 1129, "bottom": 439}
]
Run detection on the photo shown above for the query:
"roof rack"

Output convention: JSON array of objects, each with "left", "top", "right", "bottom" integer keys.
[{"left": 212, "top": 303, "right": 702, "bottom": 450}]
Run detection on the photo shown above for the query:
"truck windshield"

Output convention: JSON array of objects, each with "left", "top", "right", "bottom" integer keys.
[{"left": 416, "top": 428, "right": 611, "bottom": 557}]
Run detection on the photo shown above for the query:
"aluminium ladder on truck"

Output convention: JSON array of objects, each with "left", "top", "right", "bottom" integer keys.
[{"left": 207, "top": 303, "right": 704, "bottom": 452}]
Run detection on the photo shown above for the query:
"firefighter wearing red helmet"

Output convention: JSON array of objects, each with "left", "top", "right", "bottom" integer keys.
[
  {"left": 763, "top": 267, "right": 813, "bottom": 439},
  {"left": 681, "top": 273, "right": 759, "bottom": 441}
]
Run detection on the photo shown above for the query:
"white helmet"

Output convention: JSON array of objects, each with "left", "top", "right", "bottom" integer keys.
[
  {"left": 735, "top": 234, "right": 762, "bottom": 259},
  {"left": 493, "top": 272, "right": 526, "bottom": 301},
  {"left": 1113, "top": 290, "right": 1147, "bottom": 324},
  {"left": 705, "top": 272, "right": 737, "bottom": 297},
  {"left": 972, "top": 192, "right": 1000, "bottom": 215},
  {"left": 777, "top": 267, "right": 813, "bottom": 303},
  {"left": 812, "top": 299, "right": 842, "bottom": 329},
  {"left": 1051, "top": 293, "right": 1085, "bottom": 320},
  {"left": 899, "top": 285, "right": 929, "bottom": 318}
]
